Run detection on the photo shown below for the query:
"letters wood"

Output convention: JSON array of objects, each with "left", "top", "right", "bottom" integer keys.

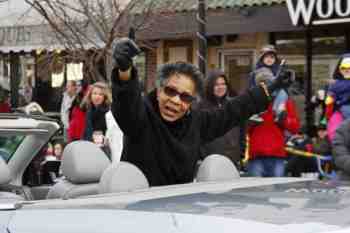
[{"left": 286, "top": 0, "right": 350, "bottom": 26}]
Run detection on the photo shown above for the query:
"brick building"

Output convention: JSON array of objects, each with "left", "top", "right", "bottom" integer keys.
[{"left": 130, "top": 0, "right": 350, "bottom": 126}]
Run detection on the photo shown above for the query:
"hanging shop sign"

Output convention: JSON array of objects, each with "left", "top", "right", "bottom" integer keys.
[{"left": 286, "top": 0, "right": 350, "bottom": 26}]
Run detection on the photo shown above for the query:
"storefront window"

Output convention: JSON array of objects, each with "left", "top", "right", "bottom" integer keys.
[{"left": 275, "top": 30, "right": 346, "bottom": 125}]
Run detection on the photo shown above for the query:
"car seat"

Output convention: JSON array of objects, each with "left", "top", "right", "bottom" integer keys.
[
  {"left": 46, "top": 141, "right": 110, "bottom": 199},
  {"left": 196, "top": 154, "right": 240, "bottom": 182},
  {"left": 0, "top": 157, "right": 24, "bottom": 201},
  {"left": 99, "top": 161, "right": 149, "bottom": 194}
]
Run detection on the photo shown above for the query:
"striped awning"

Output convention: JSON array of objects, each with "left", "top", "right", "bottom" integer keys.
[{"left": 0, "top": 42, "right": 105, "bottom": 54}]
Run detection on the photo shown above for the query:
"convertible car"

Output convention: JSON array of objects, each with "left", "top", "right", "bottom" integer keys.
[{"left": 0, "top": 113, "right": 350, "bottom": 233}]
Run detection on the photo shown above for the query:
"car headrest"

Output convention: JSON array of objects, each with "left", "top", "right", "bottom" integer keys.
[
  {"left": 99, "top": 161, "right": 149, "bottom": 194},
  {"left": 0, "top": 157, "right": 11, "bottom": 185},
  {"left": 62, "top": 141, "right": 110, "bottom": 184},
  {"left": 196, "top": 154, "right": 240, "bottom": 182}
]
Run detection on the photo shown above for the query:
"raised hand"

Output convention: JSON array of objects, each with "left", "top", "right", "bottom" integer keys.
[
  {"left": 267, "top": 60, "right": 294, "bottom": 94},
  {"left": 112, "top": 37, "right": 141, "bottom": 72}
]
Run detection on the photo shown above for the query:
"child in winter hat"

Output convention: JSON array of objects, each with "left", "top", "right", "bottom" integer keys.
[
  {"left": 249, "top": 45, "right": 289, "bottom": 123},
  {"left": 326, "top": 55, "right": 350, "bottom": 119}
]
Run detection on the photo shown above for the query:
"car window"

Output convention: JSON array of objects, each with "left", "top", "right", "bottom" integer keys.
[{"left": 0, "top": 135, "right": 25, "bottom": 162}]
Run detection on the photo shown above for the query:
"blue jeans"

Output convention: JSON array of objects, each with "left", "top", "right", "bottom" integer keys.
[
  {"left": 247, "top": 158, "right": 286, "bottom": 177},
  {"left": 340, "top": 104, "right": 350, "bottom": 119},
  {"left": 272, "top": 89, "right": 288, "bottom": 116}
]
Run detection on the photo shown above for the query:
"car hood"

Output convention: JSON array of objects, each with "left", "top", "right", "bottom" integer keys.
[
  {"left": 0, "top": 211, "right": 15, "bottom": 233},
  {"left": 19, "top": 178, "right": 350, "bottom": 231},
  {"left": 5, "top": 209, "right": 348, "bottom": 233}
]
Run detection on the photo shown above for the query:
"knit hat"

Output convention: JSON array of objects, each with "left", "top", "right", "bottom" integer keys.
[
  {"left": 340, "top": 57, "right": 350, "bottom": 69},
  {"left": 259, "top": 45, "right": 277, "bottom": 61}
]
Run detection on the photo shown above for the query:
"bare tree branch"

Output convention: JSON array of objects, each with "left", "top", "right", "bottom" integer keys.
[{"left": 22, "top": 0, "right": 164, "bottom": 83}]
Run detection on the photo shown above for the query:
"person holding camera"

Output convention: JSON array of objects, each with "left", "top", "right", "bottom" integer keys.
[{"left": 110, "top": 38, "right": 293, "bottom": 186}]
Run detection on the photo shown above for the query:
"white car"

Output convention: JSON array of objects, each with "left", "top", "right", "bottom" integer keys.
[{"left": 0, "top": 113, "right": 349, "bottom": 233}]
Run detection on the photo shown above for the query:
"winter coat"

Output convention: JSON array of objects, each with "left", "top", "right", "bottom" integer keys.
[
  {"left": 0, "top": 102, "right": 10, "bottom": 113},
  {"left": 60, "top": 92, "right": 75, "bottom": 129},
  {"left": 332, "top": 119, "right": 350, "bottom": 178},
  {"left": 198, "top": 97, "right": 241, "bottom": 163},
  {"left": 248, "top": 59, "right": 280, "bottom": 88},
  {"left": 247, "top": 98, "right": 300, "bottom": 159},
  {"left": 68, "top": 106, "right": 86, "bottom": 141},
  {"left": 83, "top": 105, "right": 109, "bottom": 141},
  {"left": 105, "top": 110, "right": 123, "bottom": 162},
  {"left": 328, "top": 80, "right": 350, "bottom": 106},
  {"left": 111, "top": 68, "right": 270, "bottom": 186},
  {"left": 326, "top": 53, "right": 350, "bottom": 119}
]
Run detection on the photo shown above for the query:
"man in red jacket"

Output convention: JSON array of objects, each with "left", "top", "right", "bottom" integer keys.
[{"left": 246, "top": 99, "right": 300, "bottom": 177}]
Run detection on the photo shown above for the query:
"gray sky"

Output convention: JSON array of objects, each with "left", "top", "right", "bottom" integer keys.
[
  {"left": 0, "top": 0, "right": 132, "bottom": 27},
  {"left": 0, "top": 0, "right": 43, "bottom": 26}
]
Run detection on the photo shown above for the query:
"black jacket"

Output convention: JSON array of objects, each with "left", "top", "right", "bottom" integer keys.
[
  {"left": 83, "top": 105, "right": 109, "bottom": 141},
  {"left": 111, "top": 68, "right": 269, "bottom": 186},
  {"left": 197, "top": 97, "right": 241, "bottom": 163}
]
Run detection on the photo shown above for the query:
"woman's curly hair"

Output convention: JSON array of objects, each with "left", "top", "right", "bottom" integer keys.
[{"left": 157, "top": 62, "right": 204, "bottom": 95}]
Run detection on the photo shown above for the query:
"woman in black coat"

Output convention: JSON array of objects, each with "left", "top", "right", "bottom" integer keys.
[
  {"left": 111, "top": 38, "right": 291, "bottom": 186},
  {"left": 83, "top": 82, "right": 112, "bottom": 142},
  {"left": 198, "top": 70, "right": 241, "bottom": 164}
]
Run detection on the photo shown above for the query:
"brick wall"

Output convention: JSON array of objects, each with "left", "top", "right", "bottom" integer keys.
[{"left": 145, "top": 48, "right": 157, "bottom": 92}]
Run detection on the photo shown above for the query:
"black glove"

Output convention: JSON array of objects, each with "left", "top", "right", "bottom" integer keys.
[
  {"left": 112, "top": 38, "right": 141, "bottom": 71},
  {"left": 267, "top": 70, "right": 293, "bottom": 94}
]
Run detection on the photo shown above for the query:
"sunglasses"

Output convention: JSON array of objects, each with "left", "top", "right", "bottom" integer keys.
[{"left": 163, "top": 86, "right": 196, "bottom": 104}]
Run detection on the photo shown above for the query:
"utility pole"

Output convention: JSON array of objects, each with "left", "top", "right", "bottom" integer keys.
[
  {"left": 305, "top": 28, "right": 314, "bottom": 136},
  {"left": 10, "top": 52, "right": 20, "bottom": 109},
  {"left": 197, "top": 0, "right": 207, "bottom": 78}
]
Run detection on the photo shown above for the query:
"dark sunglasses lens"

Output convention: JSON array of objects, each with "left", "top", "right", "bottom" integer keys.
[
  {"left": 163, "top": 86, "right": 178, "bottom": 97},
  {"left": 163, "top": 86, "right": 195, "bottom": 103},
  {"left": 180, "top": 93, "right": 195, "bottom": 103}
]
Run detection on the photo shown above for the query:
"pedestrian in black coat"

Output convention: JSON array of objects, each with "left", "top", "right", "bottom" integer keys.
[
  {"left": 111, "top": 38, "right": 292, "bottom": 186},
  {"left": 82, "top": 82, "right": 112, "bottom": 141},
  {"left": 197, "top": 70, "right": 241, "bottom": 164}
]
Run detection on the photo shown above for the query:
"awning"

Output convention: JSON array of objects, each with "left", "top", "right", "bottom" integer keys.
[
  {"left": 0, "top": 45, "right": 61, "bottom": 53},
  {"left": 134, "top": 5, "right": 304, "bottom": 40},
  {"left": 0, "top": 42, "right": 105, "bottom": 54}
]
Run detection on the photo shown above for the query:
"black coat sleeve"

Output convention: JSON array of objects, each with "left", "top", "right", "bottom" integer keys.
[
  {"left": 199, "top": 86, "right": 269, "bottom": 144},
  {"left": 110, "top": 68, "right": 146, "bottom": 138},
  {"left": 333, "top": 121, "right": 350, "bottom": 175}
]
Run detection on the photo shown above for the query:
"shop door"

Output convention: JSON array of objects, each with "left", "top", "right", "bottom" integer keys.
[{"left": 223, "top": 52, "right": 254, "bottom": 94}]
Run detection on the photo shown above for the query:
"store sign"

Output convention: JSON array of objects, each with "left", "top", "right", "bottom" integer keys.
[{"left": 286, "top": 0, "right": 350, "bottom": 26}]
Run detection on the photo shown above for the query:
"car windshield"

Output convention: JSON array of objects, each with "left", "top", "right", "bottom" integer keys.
[{"left": 0, "top": 135, "right": 25, "bottom": 162}]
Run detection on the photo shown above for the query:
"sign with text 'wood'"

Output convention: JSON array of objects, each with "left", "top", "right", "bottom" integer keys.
[{"left": 286, "top": 0, "right": 350, "bottom": 26}]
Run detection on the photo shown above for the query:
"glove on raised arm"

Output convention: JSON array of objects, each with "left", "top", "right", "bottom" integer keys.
[
  {"left": 267, "top": 69, "right": 293, "bottom": 95},
  {"left": 112, "top": 38, "right": 141, "bottom": 71}
]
